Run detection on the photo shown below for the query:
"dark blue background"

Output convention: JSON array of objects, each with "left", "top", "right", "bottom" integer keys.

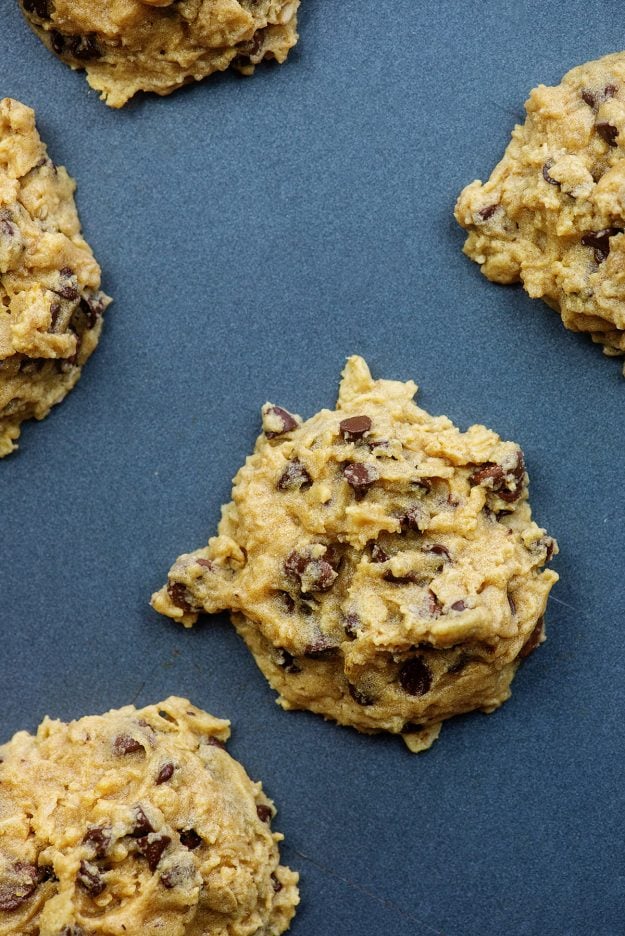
[{"left": 1, "top": 3, "right": 624, "bottom": 934}]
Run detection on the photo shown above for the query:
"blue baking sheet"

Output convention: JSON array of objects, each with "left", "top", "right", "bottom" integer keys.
[{"left": 1, "top": 2, "right": 624, "bottom": 934}]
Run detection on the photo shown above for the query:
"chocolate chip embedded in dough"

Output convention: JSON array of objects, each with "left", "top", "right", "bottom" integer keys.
[
  {"left": 263, "top": 405, "right": 299, "bottom": 439},
  {"left": 112, "top": 734, "right": 145, "bottom": 756},
  {"left": 519, "top": 617, "right": 545, "bottom": 658},
  {"left": 275, "top": 648, "right": 301, "bottom": 674},
  {"left": 348, "top": 683, "right": 375, "bottom": 706},
  {"left": 206, "top": 735, "right": 226, "bottom": 749},
  {"left": 424, "top": 544, "right": 451, "bottom": 561},
  {"left": 339, "top": 415, "right": 371, "bottom": 441},
  {"left": 382, "top": 569, "right": 420, "bottom": 585},
  {"left": 130, "top": 806, "right": 154, "bottom": 838},
  {"left": 370, "top": 544, "right": 389, "bottom": 563},
  {"left": 342, "top": 461, "right": 379, "bottom": 498},
  {"left": 277, "top": 459, "right": 312, "bottom": 491},
  {"left": 22, "top": 0, "right": 52, "bottom": 17},
  {"left": 581, "top": 227, "right": 624, "bottom": 263},
  {"left": 166, "top": 581, "right": 195, "bottom": 613},
  {"left": 156, "top": 762, "right": 174, "bottom": 785},
  {"left": 271, "top": 872, "right": 283, "bottom": 893},
  {"left": 136, "top": 834, "right": 171, "bottom": 873},
  {"left": 179, "top": 829, "right": 202, "bottom": 850},
  {"left": 0, "top": 862, "right": 39, "bottom": 911},
  {"left": 450, "top": 599, "right": 467, "bottom": 612},
  {"left": 284, "top": 550, "right": 337, "bottom": 593},
  {"left": 596, "top": 121, "right": 618, "bottom": 147},
  {"left": 256, "top": 804, "right": 273, "bottom": 823},
  {"left": 344, "top": 613, "right": 361, "bottom": 639},
  {"left": 398, "top": 658, "right": 432, "bottom": 696},
  {"left": 83, "top": 826, "right": 111, "bottom": 858},
  {"left": 542, "top": 161, "right": 559, "bottom": 186},
  {"left": 399, "top": 505, "right": 426, "bottom": 532},
  {"left": 77, "top": 860, "right": 105, "bottom": 897},
  {"left": 478, "top": 204, "right": 498, "bottom": 221}
]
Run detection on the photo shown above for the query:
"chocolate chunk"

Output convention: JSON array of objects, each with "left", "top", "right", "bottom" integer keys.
[
  {"left": 77, "top": 860, "right": 104, "bottom": 897},
  {"left": 0, "top": 862, "right": 39, "bottom": 911},
  {"left": 130, "top": 806, "right": 154, "bottom": 838},
  {"left": 424, "top": 544, "right": 451, "bottom": 561},
  {"left": 83, "top": 826, "right": 111, "bottom": 858},
  {"left": 271, "top": 872, "right": 283, "bottom": 893},
  {"left": 370, "top": 544, "right": 389, "bottom": 563},
  {"left": 581, "top": 227, "right": 623, "bottom": 263},
  {"left": 542, "top": 161, "right": 559, "bottom": 186},
  {"left": 348, "top": 683, "right": 375, "bottom": 706},
  {"left": 339, "top": 415, "right": 372, "bottom": 441},
  {"left": 23, "top": 0, "right": 51, "bottom": 16},
  {"left": 264, "top": 405, "right": 299, "bottom": 438},
  {"left": 519, "top": 617, "right": 544, "bottom": 658},
  {"left": 156, "top": 762, "right": 175, "bottom": 785},
  {"left": 277, "top": 458, "right": 312, "bottom": 491},
  {"left": 256, "top": 804, "right": 273, "bottom": 823},
  {"left": 478, "top": 204, "right": 498, "bottom": 221},
  {"left": 179, "top": 828, "right": 203, "bottom": 850},
  {"left": 167, "top": 581, "right": 195, "bottom": 613},
  {"left": 344, "top": 612, "right": 361, "bottom": 639},
  {"left": 450, "top": 599, "right": 467, "bottom": 612},
  {"left": 137, "top": 835, "right": 171, "bottom": 873},
  {"left": 596, "top": 121, "right": 618, "bottom": 147},
  {"left": 113, "top": 734, "right": 144, "bottom": 756},
  {"left": 398, "top": 658, "right": 432, "bottom": 696},
  {"left": 284, "top": 549, "right": 337, "bottom": 592},
  {"left": 342, "top": 462, "right": 379, "bottom": 498},
  {"left": 275, "top": 647, "right": 301, "bottom": 673}
]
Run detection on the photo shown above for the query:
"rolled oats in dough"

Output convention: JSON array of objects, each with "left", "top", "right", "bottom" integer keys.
[
  {"left": 455, "top": 52, "right": 625, "bottom": 372},
  {"left": 152, "top": 357, "right": 558, "bottom": 753},
  {"left": 20, "top": 0, "right": 300, "bottom": 108},
  {"left": 0, "top": 98, "right": 110, "bottom": 458},
  {"left": 0, "top": 696, "right": 299, "bottom": 935}
]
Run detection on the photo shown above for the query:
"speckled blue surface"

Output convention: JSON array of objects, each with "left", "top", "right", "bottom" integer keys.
[{"left": 1, "top": 2, "right": 624, "bottom": 934}]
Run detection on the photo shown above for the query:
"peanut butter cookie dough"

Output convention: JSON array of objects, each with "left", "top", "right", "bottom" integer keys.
[
  {"left": 0, "top": 98, "right": 110, "bottom": 457},
  {"left": 455, "top": 52, "right": 625, "bottom": 372},
  {"left": 0, "top": 696, "right": 299, "bottom": 935},
  {"left": 20, "top": 0, "right": 300, "bottom": 108},
  {"left": 152, "top": 357, "right": 558, "bottom": 752}
]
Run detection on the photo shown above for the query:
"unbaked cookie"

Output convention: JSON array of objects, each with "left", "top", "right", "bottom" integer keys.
[
  {"left": 0, "top": 696, "right": 299, "bottom": 935},
  {"left": 152, "top": 357, "right": 558, "bottom": 752},
  {"left": 0, "top": 98, "right": 110, "bottom": 457},
  {"left": 455, "top": 52, "right": 625, "bottom": 372},
  {"left": 20, "top": 0, "right": 300, "bottom": 108}
]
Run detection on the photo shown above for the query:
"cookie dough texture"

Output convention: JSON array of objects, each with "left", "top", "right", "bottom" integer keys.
[
  {"left": 0, "top": 98, "right": 110, "bottom": 457},
  {"left": 455, "top": 52, "right": 625, "bottom": 372},
  {"left": 152, "top": 357, "right": 558, "bottom": 752},
  {"left": 20, "top": 0, "right": 300, "bottom": 108},
  {"left": 0, "top": 696, "right": 298, "bottom": 935}
]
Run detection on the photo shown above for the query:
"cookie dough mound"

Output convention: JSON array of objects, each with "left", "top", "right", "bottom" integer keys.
[
  {"left": 0, "top": 98, "right": 110, "bottom": 457},
  {"left": 20, "top": 0, "right": 300, "bottom": 108},
  {"left": 0, "top": 696, "right": 299, "bottom": 935},
  {"left": 455, "top": 53, "right": 625, "bottom": 372},
  {"left": 152, "top": 357, "right": 558, "bottom": 752}
]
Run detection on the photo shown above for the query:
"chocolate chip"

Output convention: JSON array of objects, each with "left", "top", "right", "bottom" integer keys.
[
  {"left": 344, "top": 612, "right": 361, "bottom": 639},
  {"left": 82, "top": 826, "right": 111, "bottom": 858},
  {"left": 158, "top": 710, "right": 177, "bottom": 724},
  {"left": 508, "top": 592, "right": 517, "bottom": 616},
  {"left": 275, "top": 647, "right": 301, "bottom": 673},
  {"left": 160, "top": 867, "right": 186, "bottom": 889},
  {"left": 581, "top": 88, "right": 597, "bottom": 108},
  {"left": 206, "top": 735, "right": 226, "bottom": 749},
  {"left": 264, "top": 405, "right": 299, "bottom": 438},
  {"left": 284, "top": 549, "right": 337, "bottom": 592},
  {"left": 66, "top": 34, "right": 101, "bottom": 60},
  {"left": 113, "top": 734, "right": 144, "bottom": 756},
  {"left": 50, "top": 29, "right": 65, "bottom": 53},
  {"left": 581, "top": 227, "right": 623, "bottom": 263},
  {"left": 277, "top": 590, "right": 295, "bottom": 613},
  {"left": 179, "top": 828, "right": 202, "bottom": 850},
  {"left": 519, "top": 617, "right": 544, "bottom": 659},
  {"left": 37, "top": 866, "right": 57, "bottom": 884},
  {"left": 130, "top": 806, "right": 154, "bottom": 838},
  {"left": 342, "top": 462, "right": 379, "bottom": 498},
  {"left": 156, "top": 762, "right": 174, "bottom": 785},
  {"left": 256, "top": 804, "right": 273, "bottom": 823},
  {"left": 542, "top": 161, "right": 559, "bottom": 186},
  {"left": 401, "top": 721, "right": 424, "bottom": 733},
  {"left": 447, "top": 653, "right": 470, "bottom": 674},
  {"left": 305, "top": 634, "right": 339, "bottom": 656},
  {"left": 23, "top": 0, "right": 51, "bottom": 16},
  {"left": 348, "top": 683, "right": 375, "bottom": 706},
  {"left": 277, "top": 458, "right": 312, "bottom": 491},
  {"left": 137, "top": 835, "right": 171, "bottom": 873},
  {"left": 370, "top": 544, "right": 389, "bottom": 563},
  {"left": 424, "top": 544, "right": 451, "bottom": 561},
  {"left": 196, "top": 558, "right": 214, "bottom": 570},
  {"left": 398, "top": 505, "right": 425, "bottom": 532},
  {"left": 77, "top": 860, "right": 104, "bottom": 897},
  {"left": 0, "top": 862, "right": 39, "bottom": 911},
  {"left": 382, "top": 569, "right": 420, "bottom": 585},
  {"left": 478, "top": 204, "right": 498, "bottom": 221},
  {"left": 451, "top": 599, "right": 467, "bottom": 612},
  {"left": 79, "top": 295, "right": 104, "bottom": 329},
  {"left": 427, "top": 589, "right": 443, "bottom": 616},
  {"left": 470, "top": 450, "right": 525, "bottom": 503},
  {"left": 271, "top": 872, "right": 283, "bottom": 893},
  {"left": 53, "top": 283, "right": 79, "bottom": 301},
  {"left": 596, "top": 121, "right": 618, "bottom": 147},
  {"left": 339, "top": 415, "right": 372, "bottom": 441},
  {"left": 167, "top": 581, "right": 195, "bottom": 613},
  {"left": 398, "top": 658, "right": 432, "bottom": 696}
]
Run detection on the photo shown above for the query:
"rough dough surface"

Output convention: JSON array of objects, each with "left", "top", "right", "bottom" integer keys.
[
  {"left": 152, "top": 357, "right": 558, "bottom": 752},
  {"left": 454, "top": 52, "right": 625, "bottom": 372},
  {"left": 20, "top": 0, "right": 300, "bottom": 108},
  {"left": 0, "top": 98, "right": 110, "bottom": 457},
  {"left": 0, "top": 696, "right": 298, "bottom": 935}
]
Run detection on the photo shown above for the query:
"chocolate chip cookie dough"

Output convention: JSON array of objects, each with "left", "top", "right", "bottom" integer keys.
[
  {"left": 0, "top": 696, "right": 299, "bottom": 935},
  {"left": 0, "top": 98, "right": 110, "bottom": 457},
  {"left": 20, "top": 0, "right": 300, "bottom": 108},
  {"left": 152, "top": 357, "right": 558, "bottom": 752},
  {"left": 455, "top": 52, "right": 625, "bottom": 371}
]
